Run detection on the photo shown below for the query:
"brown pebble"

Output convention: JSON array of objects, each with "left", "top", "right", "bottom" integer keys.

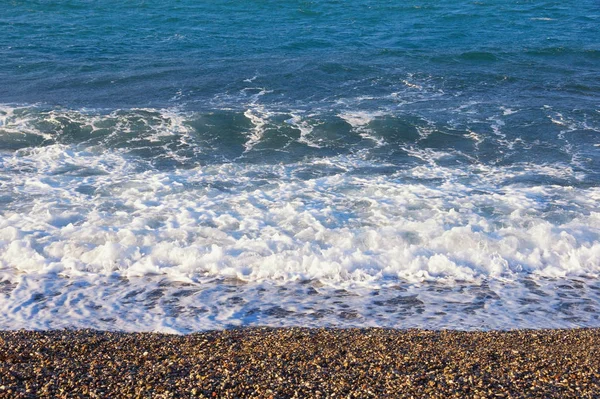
[{"left": 0, "top": 328, "right": 599, "bottom": 398}]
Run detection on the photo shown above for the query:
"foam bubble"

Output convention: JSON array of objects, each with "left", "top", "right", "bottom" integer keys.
[
  {"left": 1, "top": 145, "right": 599, "bottom": 284},
  {"left": 1, "top": 104, "right": 599, "bottom": 331}
]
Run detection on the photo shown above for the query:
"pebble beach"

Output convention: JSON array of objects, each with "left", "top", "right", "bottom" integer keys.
[
  {"left": 1, "top": 328, "right": 599, "bottom": 398},
  {"left": 2, "top": 1, "right": 600, "bottom": 398}
]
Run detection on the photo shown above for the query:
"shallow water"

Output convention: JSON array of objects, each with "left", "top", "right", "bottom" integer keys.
[
  {"left": 2, "top": 274, "right": 600, "bottom": 333},
  {"left": 1, "top": 0, "right": 599, "bottom": 332}
]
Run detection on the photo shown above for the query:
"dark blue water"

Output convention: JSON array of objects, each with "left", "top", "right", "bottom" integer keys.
[
  {"left": 1, "top": 1, "right": 600, "bottom": 331},
  {"left": 1, "top": 1, "right": 598, "bottom": 107}
]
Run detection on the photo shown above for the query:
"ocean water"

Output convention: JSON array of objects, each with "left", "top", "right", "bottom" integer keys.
[{"left": 1, "top": 1, "right": 599, "bottom": 332}]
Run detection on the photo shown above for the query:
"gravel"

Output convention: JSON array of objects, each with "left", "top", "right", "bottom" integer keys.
[{"left": 1, "top": 328, "right": 599, "bottom": 398}]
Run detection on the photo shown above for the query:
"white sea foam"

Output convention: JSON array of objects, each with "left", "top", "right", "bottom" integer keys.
[
  {"left": 1, "top": 105, "right": 599, "bottom": 331},
  {"left": 338, "top": 111, "right": 386, "bottom": 146},
  {"left": 2, "top": 272, "right": 599, "bottom": 332},
  {"left": 241, "top": 89, "right": 275, "bottom": 152},
  {"left": 1, "top": 145, "right": 599, "bottom": 284},
  {"left": 0, "top": 105, "right": 54, "bottom": 140},
  {"left": 487, "top": 115, "right": 507, "bottom": 139},
  {"left": 401, "top": 79, "right": 422, "bottom": 90},
  {"left": 466, "top": 130, "right": 484, "bottom": 145},
  {"left": 243, "top": 106, "right": 270, "bottom": 152},
  {"left": 285, "top": 112, "right": 322, "bottom": 148},
  {"left": 500, "top": 107, "right": 518, "bottom": 116}
]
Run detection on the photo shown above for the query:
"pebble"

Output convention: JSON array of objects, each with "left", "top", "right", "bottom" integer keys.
[{"left": 0, "top": 328, "right": 599, "bottom": 398}]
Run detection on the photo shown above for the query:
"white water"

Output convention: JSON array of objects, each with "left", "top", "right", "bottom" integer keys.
[
  {"left": 2, "top": 145, "right": 599, "bottom": 281},
  {"left": 1, "top": 143, "right": 600, "bottom": 331},
  {"left": 1, "top": 104, "right": 600, "bottom": 332}
]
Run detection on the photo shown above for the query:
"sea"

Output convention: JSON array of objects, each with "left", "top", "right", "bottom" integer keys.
[{"left": 1, "top": 0, "right": 599, "bottom": 333}]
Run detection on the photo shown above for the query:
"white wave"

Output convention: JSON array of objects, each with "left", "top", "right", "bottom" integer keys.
[
  {"left": 487, "top": 115, "right": 507, "bottom": 139},
  {"left": 243, "top": 106, "right": 271, "bottom": 152},
  {"left": 548, "top": 110, "right": 600, "bottom": 137},
  {"left": 466, "top": 130, "right": 484, "bottom": 144},
  {"left": 338, "top": 111, "right": 386, "bottom": 146},
  {"left": 0, "top": 104, "right": 13, "bottom": 127},
  {"left": 415, "top": 117, "right": 437, "bottom": 140},
  {"left": 239, "top": 89, "right": 276, "bottom": 152},
  {"left": 1, "top": 147, "right": 599, "bottom": 285},
  {"left": 0, "top": 105, "right": 54, "bottom": 140},
  {"left": 500, "top": 107, "right": 518, "bottom": 116},
  {"left": 285, "top": 112, "right": 322, "bottom": 148},
  {"left": 1, "top": 133, "right": 600, "bottom": 331},
  {"left": 401, "top": 79, "right": 422, "bottom": 90},
  {"left": 135, "top": 107, "right": 194, "bottom": 140}
]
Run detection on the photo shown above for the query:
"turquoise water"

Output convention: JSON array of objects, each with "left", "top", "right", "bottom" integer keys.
[
  {"left": 2, "top": 1, "right": 599, "bottom": 110},
  {"left": 0, "top": 1, "right": 599, "bottom": 332}
]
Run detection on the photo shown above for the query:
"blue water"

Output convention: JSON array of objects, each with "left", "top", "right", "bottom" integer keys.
[
  {"left": 0, "top": 1, "right": 599, "bottom": 332},
  {"left": 1, "top": 1, "right": 599, "bottom": 109}
]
